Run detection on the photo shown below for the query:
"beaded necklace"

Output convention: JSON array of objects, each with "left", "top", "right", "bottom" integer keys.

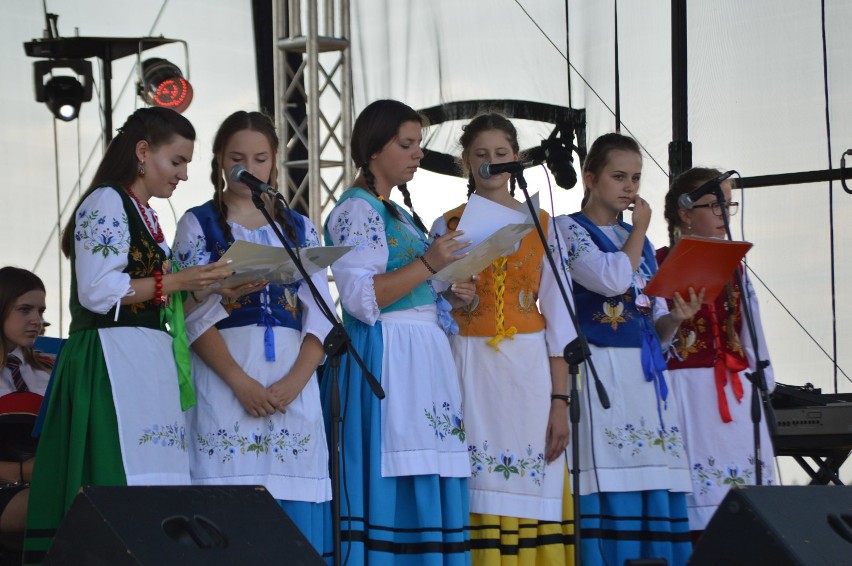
[{"left": 127, "top": 188, "right": 165, "bottom": 244}]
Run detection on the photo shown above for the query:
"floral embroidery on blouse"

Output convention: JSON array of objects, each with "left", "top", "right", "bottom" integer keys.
[
  {"left": 425, "top": 401, "right": 465, "bottom": 442},
  {"left": 563, "top": 221, "right": 594, "bottom": 269},
  {"left": 675, "top": 316, "right": 708, "bottom": 360},
  {"left": 75, "top": 209, "right": 131, "bottom": 258},
  {"left": 174, "top": 233, "right": 208, "bottom": 268},
  {"left": 331, "top": 208, "right": 384, "bottom": 250},
  {"left": 468, "top": 441, "right": 546, "bottom": 486},
  {"left": 692, "top": 455, "right": 773, "bottom": 495},
  {"left": 604, "top": 417, "right": 683, "bottom": 458},
  {"left": 138, "top": 422, "right": 187, "bottom": 451},
  {"left": 196, "top": 421, "right": 311, "bottom": 463}
]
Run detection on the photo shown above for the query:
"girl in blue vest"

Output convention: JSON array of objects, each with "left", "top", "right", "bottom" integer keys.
[
  {"left": 172, "top": 111, "right": 335, "bottom": 556},
  {"left": 323, "top": 99, "right": 476, "bottom": 565},
  {"left": 556, "top": 133, "right": 703, "bottom": 566},
  {"left": 25, "top": 107, "right": 231, "bottom": 564}
]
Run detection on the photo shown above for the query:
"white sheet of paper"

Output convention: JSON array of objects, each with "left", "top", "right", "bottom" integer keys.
[
  {"left": 455, "top": 194, "right": 526, "bottom": 249},
  {"left": 210, "top": 241, "right": 352, "bottom": 289},
  {"left": 432, "top": 223, "right": 534, "bottom": 282}
]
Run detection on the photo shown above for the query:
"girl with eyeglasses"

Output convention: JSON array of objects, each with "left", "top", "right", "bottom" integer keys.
[{"left": 658, "top": 167, "right": 777, "bottom": 543}]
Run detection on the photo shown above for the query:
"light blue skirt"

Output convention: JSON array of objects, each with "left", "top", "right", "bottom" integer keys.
[
  {"left": 579, "top": 490, "right": 691, "bottom": 566},
  {"left": 321, "top": 319, "right": 470, "bottom": 565}
]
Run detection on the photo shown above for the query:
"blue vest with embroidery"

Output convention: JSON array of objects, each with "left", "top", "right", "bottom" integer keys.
[
  {"left": 187, "top": 201, "right": 306, "bottom": 332},
  {"left": 570, "top": 212, "right": 659, "bottom": 348},
  {"left": 325, "top": 188, "right": 434, "bottom": 325}
]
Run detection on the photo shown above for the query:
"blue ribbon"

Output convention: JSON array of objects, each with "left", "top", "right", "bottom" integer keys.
[
  {"left": 435, "top": 292, "right": 460, "bottom": 336},
  {"left": 640, "top": 324, "right": 669, "bottom": 431},
  {"left": 258, "top": 290, "right": 282, "bottom": 362}
]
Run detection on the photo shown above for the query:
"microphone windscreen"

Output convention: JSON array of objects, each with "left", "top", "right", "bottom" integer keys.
[
  {"left": 678, "top": 192, "right": 694, "bottom": 210},
  {"left": 478, "top": 162, "right": 492, "bottom": 180},
  {"left": 230, "top": 164, "right": 246, "bottom": 182}
]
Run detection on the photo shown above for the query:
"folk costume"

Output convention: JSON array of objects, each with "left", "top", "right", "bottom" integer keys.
[
  {"left": 432, "top": 205, "right": 577, "bottom": 566},
  {"left": 656, "top": 247, "right": 776, "bottom": 531},
  {"left": 25, "top": 186, "right": 193, "bottom": 565},
  {"left": 557, "top": 213, "right": 692, "bottom": 566},
  {"left": 173, "top": 202, "right": 334, "bottom": 554},
  {"left": 322, "top": 187, "right": 470, "bottom": 566}
]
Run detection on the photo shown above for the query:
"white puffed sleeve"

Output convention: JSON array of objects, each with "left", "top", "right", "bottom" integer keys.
[
  {"left": 297, "top": 217, "right": 335, "bottom": 343},
  {"left": 172, "top": 210, "right": 229, "bottom": 344},
  {"left": 740, "top": 273, "right": 774, "bottom": 392},
  {"left": 555, "top": 214, "right": 634, "bottom": 296},
  {"left": 540, "top": 217, "right": 579, "bottom": 356},
  {"left": 73, "top": 187, "right": 137, "bottom": 314},
  {"left": 325, "top": 197, "right": 390, "bottom": 325}
]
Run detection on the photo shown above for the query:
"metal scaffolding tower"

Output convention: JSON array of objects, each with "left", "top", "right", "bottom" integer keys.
[{"left": 275, "top": 0, "right": 353, "bottom": 229}]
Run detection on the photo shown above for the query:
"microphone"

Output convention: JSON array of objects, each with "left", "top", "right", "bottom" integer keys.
[
  {"left": 678, "top": 170, "right": 737, "bottom": 209},
  {"left": 478, "top": 159, "right": 543, "bottom": 180},
  {"left": 229, "top": 164, "right": 280, "bottom": 198}
]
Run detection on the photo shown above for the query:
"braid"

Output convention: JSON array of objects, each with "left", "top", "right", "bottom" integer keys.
[
  {"left": 273, "top": 198, "right": 301, "bottom": 247},
  {"left": 509, "top": 176, "right": 517, "bottom": 198},
  {"left": 398, "top": 183, "right": 428, "bottom": 233},
  {"left": 363, "top": 167, "right": 403, "bottom": 221},
  {"left": 211, "top": 155, "right": 235, "bottom": 244},
  {"left": 466, "top": 173, "right": 476, "bottom": 198}
]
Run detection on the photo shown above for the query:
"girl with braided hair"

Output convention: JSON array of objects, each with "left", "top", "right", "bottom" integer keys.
[
  {"left": 658, "top": 167, "right": 776, "bottom": 541},
  {"left": 431, "top": 113, "right": 577, "bottom": 565},
  {"left": 555, "top": 132, "right": 702, "bottom": 566},
  {"left": 322, "top": 99, "right": 476, "bottom": 565},
  {"left": 24, "top": 107, "right": 231, "bottom": 564},
  {"left": 172, "top": 110, "right": 335, "bottom": 554}
]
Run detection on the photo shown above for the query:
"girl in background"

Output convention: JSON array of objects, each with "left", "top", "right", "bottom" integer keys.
[
  {"left": 0, "top": 266, "right": 49, "bottom": 540},
  {"left": 323, "top": 99, "right": 476, "bottom": 565},
  {"left": 556, "top": 133, "right": 701, "bottom": 565},
  {"left": 432, "top": 113, "right": 576, "bottom": 565},
  {"left": 173, "top": 110, "right": 334, "bottom": 555},
  {"left": 25, "top": 107, "right": 230, "bottom": 564},
  {"left": 659, "top": 167, "right": 776, "bottom": 540}
]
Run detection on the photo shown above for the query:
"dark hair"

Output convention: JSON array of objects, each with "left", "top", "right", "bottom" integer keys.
[
  {"left": 60, "top": 107, "right": 196, "bottom": 257},
  {"left": 0, "top": 266, "right": 48, "bottom": 370},
  {"left": 664, "top": 167, "right": 722, "bottom": 245},
  {"left": 210, "top": 110, "right": 298, "bottom": 245},
  {"left": 459, "top": 113, "right": 520, "bottom": 198},
  {"left": 581, "top": 132, "right": 642, "bottom": 207},
  {"left": 351, "top": 99, "right": 428, "bottom": 233}
]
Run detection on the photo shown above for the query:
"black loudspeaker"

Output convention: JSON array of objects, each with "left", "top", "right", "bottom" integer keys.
[
  {"left": 44, "top": 485, "right": 325, "bottom": 566},
  {"left": 690, "top": 486, "right": 852, "bottom": 565}
]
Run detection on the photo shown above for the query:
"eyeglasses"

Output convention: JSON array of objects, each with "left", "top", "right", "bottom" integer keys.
[{"left": 690, "top": 201, "right": 739, "bottom": 216}]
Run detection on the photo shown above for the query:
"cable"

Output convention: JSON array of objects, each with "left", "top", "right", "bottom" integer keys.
[
  {"left": 819, "top": 0, "right": 839, "bottom": 392},
  {"left": 513, "top": 0, "right": 668, "bottom": 177}
]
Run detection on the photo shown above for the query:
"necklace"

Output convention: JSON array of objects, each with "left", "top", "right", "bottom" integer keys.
[{"left": 127, "top": 188, "right": 165, "bottom": 243}]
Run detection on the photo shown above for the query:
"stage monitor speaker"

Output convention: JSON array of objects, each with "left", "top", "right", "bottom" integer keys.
[
  {"left": 690, "top": 485, "right": 852, "bottom": 565},
  {"left": 43, "top": 485, "right": 325, "bottom": 566}
]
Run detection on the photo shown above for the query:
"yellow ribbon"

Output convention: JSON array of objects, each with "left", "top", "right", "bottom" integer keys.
[{"left": 487, "top": 257, "right": 518, "bottom": 351}]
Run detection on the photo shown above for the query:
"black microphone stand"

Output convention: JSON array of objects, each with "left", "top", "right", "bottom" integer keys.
[
  {"left": 513, "top": 171, "right": 610, "bottom": 566},
  {"left": 248, "top": 190, "right": 384, "bottom": 566},
  {"left": 712, "top": 185, "right": 774, "bottom": 486}
]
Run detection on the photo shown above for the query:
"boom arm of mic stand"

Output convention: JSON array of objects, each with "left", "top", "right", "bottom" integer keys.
[{"left": 249, "top": 192, "right": 385, "bottom": 400}]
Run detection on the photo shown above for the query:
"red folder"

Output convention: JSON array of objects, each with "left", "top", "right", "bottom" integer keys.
[{"left": 645, "top": 236, "right": 752, "bottom": 303}]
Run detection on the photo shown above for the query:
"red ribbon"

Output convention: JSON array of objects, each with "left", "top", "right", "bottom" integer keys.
[{"left": 709, "top": 303, "right": 747, "bottom": 423}]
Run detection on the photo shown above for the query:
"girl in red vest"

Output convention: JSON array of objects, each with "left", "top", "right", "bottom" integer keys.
[{"left": 659, "top": 167, "right": 776, "bottom": 541}]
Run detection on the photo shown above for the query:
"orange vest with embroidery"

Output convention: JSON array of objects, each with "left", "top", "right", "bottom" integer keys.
[{"left": 444, "top": 204, "right": 547, "bottom": 338}]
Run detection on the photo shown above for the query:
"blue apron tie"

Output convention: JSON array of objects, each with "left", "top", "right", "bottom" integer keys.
[
  {"left": 258, "top": 290, "right": 282, "bottom": 362},
  {"left": 641, "top": 324, "right": 669, "bottom": 432}
]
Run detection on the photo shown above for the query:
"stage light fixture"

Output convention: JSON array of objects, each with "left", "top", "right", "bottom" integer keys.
[
  {"left": 137, "top": 58, "right": 193, "bottom": 113},
  {"left": 33, "top": 59, "right": 93, "bottom": 122}
]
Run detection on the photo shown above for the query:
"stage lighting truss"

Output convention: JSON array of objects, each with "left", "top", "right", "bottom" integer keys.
[
  {"left": 33, "top": 59, "right": 94, "bottom": 122},
  {"left": 137, "top": 50, "right": 193, "bottom": 113}
]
